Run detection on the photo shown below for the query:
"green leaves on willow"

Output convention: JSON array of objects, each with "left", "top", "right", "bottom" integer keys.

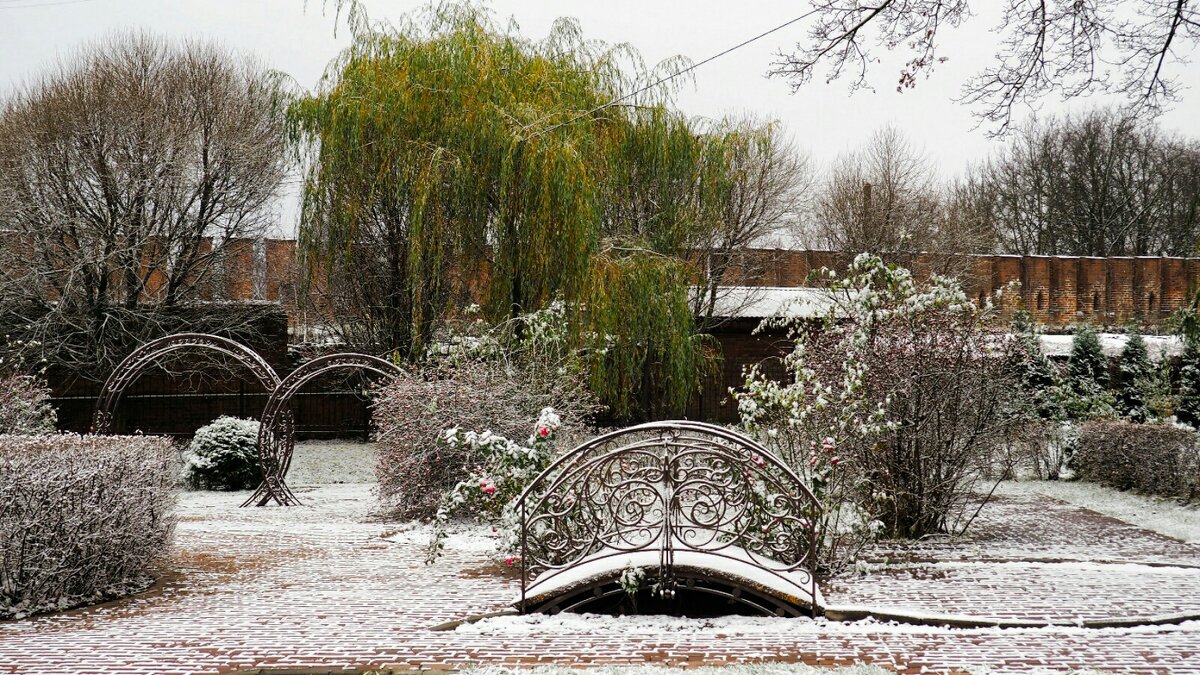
[
  {"left": 293, "top": 2, "right": 788, "bottom": 419},
  {"left": 575, "top": 249, "right": 716, "bottom": 420}
]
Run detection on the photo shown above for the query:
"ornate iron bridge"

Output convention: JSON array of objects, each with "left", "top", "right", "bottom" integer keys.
[
  {"left": 516, "top": 421, "right": 823, "bottom": 617},
  {"left": 91, "top": 333, "right": 403, "bottom": 507}
]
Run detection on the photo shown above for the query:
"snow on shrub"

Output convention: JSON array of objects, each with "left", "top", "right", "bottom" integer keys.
[
  {"left": 425, "top": 407, "right": 561, "bottom": 563},
  {"left": 1073, "top": 421, "right": 1200, "bottom": 502},
  {"left": 182, "top": 416, "right": 261, "bottom": 490},
  {"left": 374, "top": 305, "right": 598, "bottom": 520},
  {"left": 0, "top": 434, "right": 176, "bottom": 619},
  {"left": 0, "top": 374, "right": 56, "bottom": 435},
  {"left": 736, "top": 254, "right": 1026, "bottom": 554},
  {"left": 1116, "top": 329, "right": 1152, "bottom": 423}
]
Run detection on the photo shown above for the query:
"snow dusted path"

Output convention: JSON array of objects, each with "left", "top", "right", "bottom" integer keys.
[
  {"left": 827, "top": 489, "right": 1200, "bottom": 625},
  {"left": 1, "top": 482, "right": 1200, "bottom": 674}
]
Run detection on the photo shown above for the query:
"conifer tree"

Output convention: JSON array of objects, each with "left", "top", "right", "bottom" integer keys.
[
  {"left": 1116, "top": 329, "right": 1151, "bottom": 422},
  {"left": 1178, "top": 338, "right": 1200, "bottom": 427},
  {"left": 1068, "top": 325, "right": 1108, "bottom": 391},
  {"left": 1010, "top": 312, "right": 1065, "bottom": 421}
]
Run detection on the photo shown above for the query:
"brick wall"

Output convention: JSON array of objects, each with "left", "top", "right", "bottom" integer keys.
[
  {"left": 733, "top": 250, "right": 1200, "bottom": 328},
  {"left": 24, "top": 238, "right": 1189, "bottom": 329}
]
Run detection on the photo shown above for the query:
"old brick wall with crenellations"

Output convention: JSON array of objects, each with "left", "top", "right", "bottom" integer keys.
[
  {"left": 729, "top": 249, "right": 1200, "bottom": 328},
  {"left": 16, "top": 238, "right": 1182, "bottom": 329}
]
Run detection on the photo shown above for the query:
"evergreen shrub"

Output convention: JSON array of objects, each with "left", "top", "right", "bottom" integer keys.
[{"left": 183, "top": 416, "right": 261, "bottom": 490}]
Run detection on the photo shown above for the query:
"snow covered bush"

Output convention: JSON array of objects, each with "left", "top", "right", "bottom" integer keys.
[
  {"left": 1069, "top": 325, "right": 1108, "bottom": 388},
  {"left": 182, "top": 416, "right": 261, "bottom": 490},
  {"left": 0, "top": 374, "right": 56, "bottom": 435},
  {"left": 1001, "top": 317, "right": 1083, "bottom": 479},
  {"left": 0, "top": 434, "right": 176, "bottom": 619},
  {"left": 1008, "top": 313, "right": 1069, "bottom": 423},
  {"left": 1073, "top": 421, "right": 1199, "bottom": 502},
  {"left": 374, "top": 306, "right": 598, "bottom": 520},
  {"left": 736, "top": 254, "right": 1025, "bottom": 548},
  {"left": 425, "top": 407, "right": 561, "bottom": 563}
]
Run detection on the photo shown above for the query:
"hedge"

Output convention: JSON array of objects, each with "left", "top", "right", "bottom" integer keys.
[{"left": 0, "top": 434, "right": 177, "bottom": 619}]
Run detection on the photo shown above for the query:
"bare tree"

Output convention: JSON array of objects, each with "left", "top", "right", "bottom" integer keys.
[
  {"left": 770, "top": 1, "right": 1200, "bottom": 134},
  {"left": 961, "top": 108, "right": 1200, "bottom": 256},
  {"left": 815, "top": 126, "right": 940, "bottom": 252},
  {"left": 0, "top": 33, "right": 288, "bottom": 380},
  {"left": 690, "top": 118, "right": 815, "bottom": 331}
]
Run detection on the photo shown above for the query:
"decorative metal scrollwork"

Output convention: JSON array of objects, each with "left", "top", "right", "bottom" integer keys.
[
  {"left": 242, "top": 352, "right": 404, "bottom": 507},
  {"left": 92, "top": 333, "right": 404, "bottom": 509},
  {"left": 516, "top": 421, "right": 822, "bottom": 616},
  {"left": 91, "top": 333, "right": 281, "bottom": 434}
]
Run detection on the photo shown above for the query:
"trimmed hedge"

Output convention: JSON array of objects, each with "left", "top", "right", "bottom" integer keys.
[
  {"left": 0, "top": 434, "right": 177, "bottom": 619},
  {"left": 1074, "top": 421, "right": 1200, "bottom": 502}
]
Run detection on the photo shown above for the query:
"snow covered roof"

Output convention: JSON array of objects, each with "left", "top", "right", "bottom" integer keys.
[
  {"left": 1039, "top": 333, "right": 1183, "bottom": 360},
  {"left": 704, "top": 286, "right": 836, "bottom": 319}
]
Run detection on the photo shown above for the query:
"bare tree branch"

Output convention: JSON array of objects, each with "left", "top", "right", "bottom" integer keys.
[
  {"left": 771, "top": 0, "right": 1199, "bottom": 135},
  {"left": 0, "top": 33, "right": 289, "bottom": 381}
]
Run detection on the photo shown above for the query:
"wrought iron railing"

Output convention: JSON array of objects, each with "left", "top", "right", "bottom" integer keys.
[{"left": 517, "top": 420, "right": 821, "bottom": 615}]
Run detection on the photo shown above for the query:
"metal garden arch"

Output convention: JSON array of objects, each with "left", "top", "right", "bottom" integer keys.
[
  {"left": 243, "top": 352, "right": 404, "bottom": 507},
  {"left": 91, "top": 333, "right": 282, "bottom": 435},
  {"left": 93, "top": 333, "right": 404, "bottom": 509}
]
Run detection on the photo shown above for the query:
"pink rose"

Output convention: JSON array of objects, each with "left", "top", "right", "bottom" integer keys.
[{"left": 537, "top": 426, "right": 550, "bottom": 438}]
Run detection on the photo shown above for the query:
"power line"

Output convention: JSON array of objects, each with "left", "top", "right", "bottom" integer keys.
[{"left": 529, "top": 8, "right": 816, "bottom": 139}]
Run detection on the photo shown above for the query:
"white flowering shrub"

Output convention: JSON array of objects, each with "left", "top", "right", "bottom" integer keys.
[
  {"left": 426, "top": 407, "right": 561, "bottom": 563},
  {"left": 736, "top": 254, "right": 1025, "bottom": 551},
  {"left": 182, "top": 416, "right": 261, "bottom": 490},
  {"left": 0, "top": 434, "right": 176, "bottom": 619},
  {"left": 375, "top": 302, "right": 598, "bottom": 520},
  {"left": 0, "top": 374, "right": 57, "bottom": 435}
]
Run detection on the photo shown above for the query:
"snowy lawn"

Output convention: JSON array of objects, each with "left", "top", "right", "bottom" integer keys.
[
  {"left": 284, "top": 439, "right": 378, "bottom": 485},
  {"left": 997, "top": 479, "right": 1200, "bottom": 545}
]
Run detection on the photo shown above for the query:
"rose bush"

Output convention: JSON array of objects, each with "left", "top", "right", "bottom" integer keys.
[{"left": 425, "top": 407, "right": 562, "bottom": 563}]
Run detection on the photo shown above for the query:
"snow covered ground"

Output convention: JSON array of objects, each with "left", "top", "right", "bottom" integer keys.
[
  {"left": 462, "top": 665, "right": 891, "bottom": 675},
  {"left": 284, "top": 439, "right": 378, "bottom": 485},
  {"left": 1038, "top": 333, "right": 1183, "bottom": 360},
  {"left": 6, "top": 473, "right": 1200, "bottom": 673},
  {"left": 9, "top": 434, "right": 1200, "bottom": 673},
  {"left": 997, "top": 479, "right": 1200, "bottom": 544}
]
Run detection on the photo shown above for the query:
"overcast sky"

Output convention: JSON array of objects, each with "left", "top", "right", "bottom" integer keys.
[{"left": 3, "top": 0, "right": 1199, "bottom": 236}]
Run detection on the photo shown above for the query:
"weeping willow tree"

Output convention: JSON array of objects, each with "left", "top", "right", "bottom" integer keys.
[
  {"left": 290, "top": 6, "right": 616, "bottom": 356},
  {"left": 294, "top": 2, "right": 793, "bottom": 419}
]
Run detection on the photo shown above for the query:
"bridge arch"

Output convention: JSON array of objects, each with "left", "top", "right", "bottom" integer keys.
[{"left": 516, "top": 421, "right": 823, "bottom": 617}]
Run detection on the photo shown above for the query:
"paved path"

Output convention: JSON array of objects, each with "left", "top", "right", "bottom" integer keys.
[{"left": 2, "top": 484, "right": 1199, "bottom": 674}]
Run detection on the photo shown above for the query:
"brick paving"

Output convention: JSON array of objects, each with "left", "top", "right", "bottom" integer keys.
[{"left": 1, "top": 484, "right": 1199, "bottom": 674}]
